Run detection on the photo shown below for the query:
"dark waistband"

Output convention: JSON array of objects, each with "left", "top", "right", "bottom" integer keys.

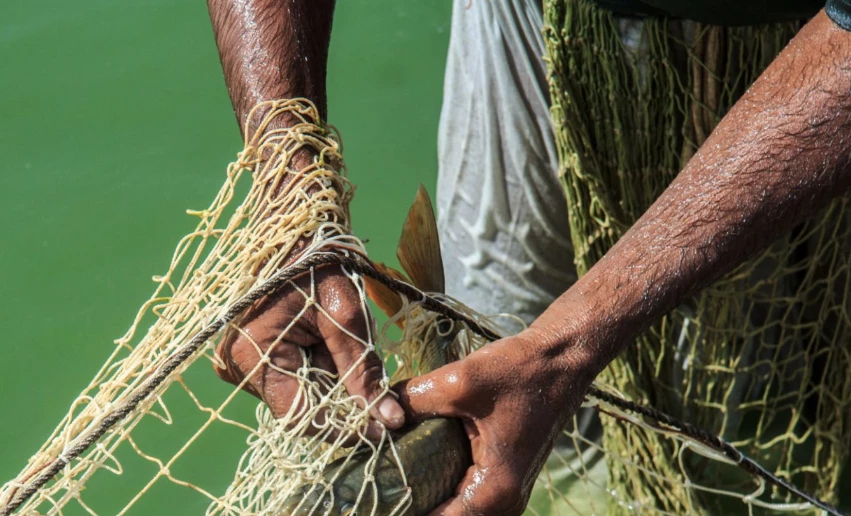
[{"left": 591, "top": 0, "right": 822, "bottom": 26}]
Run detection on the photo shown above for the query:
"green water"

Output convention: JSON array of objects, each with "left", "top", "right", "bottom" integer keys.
[{"left": 0, "top": 1, "right": 450, "bottom": 513}]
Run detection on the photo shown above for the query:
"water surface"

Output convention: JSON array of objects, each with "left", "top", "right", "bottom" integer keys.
[{"left": 0, "top": 1, "right": 450, "bottom": 513}]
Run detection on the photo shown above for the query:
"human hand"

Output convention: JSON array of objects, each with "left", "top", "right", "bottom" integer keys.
[
  {"left": 214, "top": 264, "right": 405, "bottom": 441},
  {"left": 394, "top": 327, "right": 598, "bottom": 516}
]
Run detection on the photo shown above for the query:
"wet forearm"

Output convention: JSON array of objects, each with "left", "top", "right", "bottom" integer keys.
[
  {"left": 537, "top": 11, "right": 851, "bottom": 372},
  {"left": 207, "top": 0, "right": 335, "bottom": 135}
]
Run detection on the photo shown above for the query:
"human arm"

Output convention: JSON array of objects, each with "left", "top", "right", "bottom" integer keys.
[
  {"left": 397, "top": 10, "right": 851, "bottom": 515},
  {"left": 206, "top": 0, "right": 405, "bottom": 436},
  {"left": 208, "top": 0, "right": 334, "bottom": 131}
]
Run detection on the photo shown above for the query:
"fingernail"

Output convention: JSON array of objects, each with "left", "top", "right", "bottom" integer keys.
[{"left": 378, "top": 396, "right": 405, "bottom": 427}]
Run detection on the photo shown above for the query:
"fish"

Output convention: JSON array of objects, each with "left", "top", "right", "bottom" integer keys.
[
  {"left": 281, "top": 185, "right": 472, "bottom": 515},
  {"left": 280, "top": 332, "right": 469, "bottom": 516}
]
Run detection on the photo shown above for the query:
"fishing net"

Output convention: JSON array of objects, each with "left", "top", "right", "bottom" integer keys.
[
  {"left": 1, "top": 20, "right": 849, "bottom": 513},
  {"left": 0, "top": 99, "right": 494, "bottom": 516},
  {"left": 0, "top": 99, "right": 397, "bottom": 515}
]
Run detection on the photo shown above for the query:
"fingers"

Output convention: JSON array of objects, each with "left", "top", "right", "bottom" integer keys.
[
  {"left": 428, "top": 498, "right": 457, "bottom": 516},
  {"left": 317, "top": 307, "right": 405, "bottom": 429},
  {"left": 216, "top": 333, "right": 379, "bottom": 445},
  {"left": 428, "top": 464, "right": 525, "bottom": 516},
  {"left": 215, "top": 264, "right": 407, "bottom": 435},
  {"left": 215, "top": 328, "right": 306, "bottom": 417},
  {"left": 316, "top": 272, "right": 405, "bottom": 430},
  {"left": 306, "top": 344, "right": 387, "bottom": 440}
]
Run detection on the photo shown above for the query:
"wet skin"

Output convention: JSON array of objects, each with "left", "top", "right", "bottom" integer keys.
[{"left": 282, "top": 320, "right": 471, "bottom": 515}]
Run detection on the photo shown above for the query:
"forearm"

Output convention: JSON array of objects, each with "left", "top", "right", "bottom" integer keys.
[
  {"left": 207, "top": 0, "right": 335, "bottom": 135},
  {"left": 206, "top": 0, "right": 345, "bottom": 261},
  {"left": 535, "top": 11, "right": 851, "bottom": 371}
]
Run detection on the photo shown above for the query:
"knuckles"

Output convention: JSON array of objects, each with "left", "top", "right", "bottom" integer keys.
[
  {"left": 346, "top": 351, "right": 386, "bottom": 395},
  {"left": 328, "top": 300, "right": 366, "bottom": 330},
  {"left": 434, "top": 361, "right": 477, "bottom": 415}
]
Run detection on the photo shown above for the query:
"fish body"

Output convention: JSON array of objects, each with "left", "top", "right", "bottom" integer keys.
[{"left": 283, "top": 417, "right": 469, "bottom": 515}]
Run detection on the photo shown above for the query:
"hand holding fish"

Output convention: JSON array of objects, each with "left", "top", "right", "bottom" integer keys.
[
  {"left": 205, "top": 0, "right": 410, "bottom": 444},
  {"left": 213, "top": 265, "right": 406, "bottom": 441},
  {"left": 395, "top": 326, "right": 597, "bottom": 516}
]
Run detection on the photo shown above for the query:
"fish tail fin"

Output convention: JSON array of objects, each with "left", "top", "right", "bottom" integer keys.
[
  {"left": 369, "top": 185, "right": 455, "bottom": 374},
  {"left": 363, "top": 262, "right": 408, "bottom": 329},
  {"left": 397, "top": 184, "right": 445, "bottom": 295}
]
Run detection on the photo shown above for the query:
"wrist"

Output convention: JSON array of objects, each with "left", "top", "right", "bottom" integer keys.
[
  {"left": 236, "top": 99, "right": 352, "bottom": 272},
  {"left": 241, "top": 95, "right": 328, "bottom": 140},
  {"left": 507, "top": 314, "right": 602, "bottom": 423},
  {"left": 524, "top": 276, "right": 637, "bottom": 381}
]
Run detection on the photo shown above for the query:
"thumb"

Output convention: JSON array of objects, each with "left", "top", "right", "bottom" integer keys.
[{"left": 393, "top": 362, "right": 469, "bottom": 421}]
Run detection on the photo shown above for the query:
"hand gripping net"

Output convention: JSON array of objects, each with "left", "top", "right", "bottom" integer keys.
[{"left": 0, "top": 99, "right": 845, "bottom": 516}]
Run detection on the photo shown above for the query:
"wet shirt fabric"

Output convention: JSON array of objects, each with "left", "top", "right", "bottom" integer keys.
[
  {"left": 593, "top": 0, "right": 851, "bottom": 29},
  {"left": 436, "top": 2, "right": 602, "bottom": 512}
]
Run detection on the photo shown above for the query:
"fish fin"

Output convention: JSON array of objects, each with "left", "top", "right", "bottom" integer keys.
[
  {"left": 363, "top": 262, "right": 408, "bottom": 329},
  {"left": 396, "top": 184, "right": 445, "bottom": 294}
]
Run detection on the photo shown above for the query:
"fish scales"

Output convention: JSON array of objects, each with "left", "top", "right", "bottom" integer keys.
[
  {"left": 389, "top": 418, "right": 469, "bottom": 515},
  {"left": 282, "top": 416, "right": 469, "bottom": 515}
]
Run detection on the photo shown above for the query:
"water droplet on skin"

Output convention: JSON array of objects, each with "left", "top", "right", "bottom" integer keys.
[
  {"left": 464, "top": 467, "right": 488, "bottom": 502},
  {"left": 326, "top": 290, "right": 343, "bottom": 314},
  {"left": 409, "top": 378, "right": 435, "bottom": 396}
]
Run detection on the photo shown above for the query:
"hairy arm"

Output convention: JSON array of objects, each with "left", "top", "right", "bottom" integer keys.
[
  {"left": 207, "top": 0, "right": 335, "bottom": 132},
  {"left": 401, "top": 11, "right": 851, "bottom": 516},
  {"left": 538, "top": 11, "right": 851, "bottom": 371}
]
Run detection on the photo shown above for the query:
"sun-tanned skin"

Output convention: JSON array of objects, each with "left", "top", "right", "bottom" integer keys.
[
  {"left": 206, "top": 0, "right": 405, "bottom": 442},
  {"left": 206, "top": 1, "right": 851, "bottom": 514}
]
